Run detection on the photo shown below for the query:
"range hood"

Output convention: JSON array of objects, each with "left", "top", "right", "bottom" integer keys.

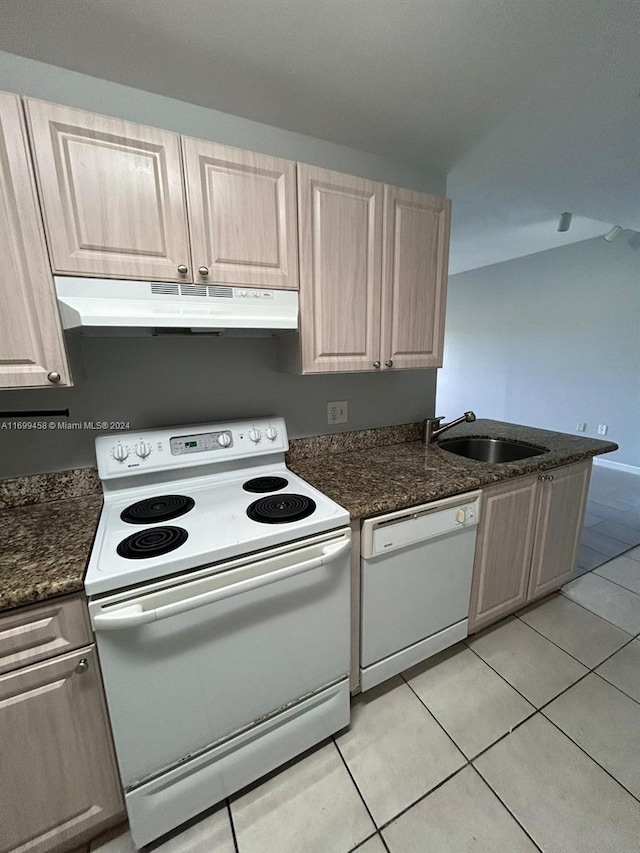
[{"left": 54, "top": 277, "right": 298, "bottom": 336}]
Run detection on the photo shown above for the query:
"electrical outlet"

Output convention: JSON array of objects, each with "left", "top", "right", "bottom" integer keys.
[
  {"left": 327, "top": 401, "right": 348, "bottom": 424},
  {"left": 576, "top": 422, "right": 586, "bottom": 433},
  {"left": 598, "top": 424, "right": 608, "bottom": 435}
]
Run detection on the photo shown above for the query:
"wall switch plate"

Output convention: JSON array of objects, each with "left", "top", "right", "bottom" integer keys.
[
  {"left": 327, "top": 401, "right": 348, "bottom": 424},
  {"left": 576, "top": 422, "right": 586, "bottom": 432},
  {"left": 597, "top": 424, "right": 608, "bottom": 435}
]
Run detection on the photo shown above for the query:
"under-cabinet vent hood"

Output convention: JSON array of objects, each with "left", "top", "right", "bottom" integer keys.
[{"left": 54, "top": 277, "right": 298, "bottom": 336}]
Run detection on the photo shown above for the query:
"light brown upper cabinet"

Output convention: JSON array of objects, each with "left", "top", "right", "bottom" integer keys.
[
  {"left": 295, "top": 164, "right": 384, "bottom": 373},
  {"left": 25, "top": 99, "right": 191, "bottom": 282},
  {"left": 0, "top": 92, "right": 71, "bottom": 389},
  {"left": 286, "top": 164, "right": 450, "bottom": 374},
  {"left": 381, "top": 186, "right": 450, "bottom": 369},
  {"left": 182, "top": 138, "right": 298, "bottom": 289}
]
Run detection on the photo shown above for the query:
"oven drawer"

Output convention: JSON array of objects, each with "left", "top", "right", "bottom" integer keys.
[
  {"left": 0, "top": 595, "right": 91, "bottom": 675},
  {"left": 90, "top": 529, "right": 351, "bottom": 786}
]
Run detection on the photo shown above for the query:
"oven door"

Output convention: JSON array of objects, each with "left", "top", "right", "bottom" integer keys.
[{"left": 89, "top": 528, "right": 350, "bottom": 787}]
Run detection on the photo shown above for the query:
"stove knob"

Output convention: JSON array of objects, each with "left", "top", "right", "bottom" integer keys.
[
  {"left": 217, "top": 432, "right": 232, "bottom": 447},
  {"left": 112, "top": 444, "right": 129, "bottom": 462},
  {"left": 248, "top": 428, "right": 262, "bottom": 443},
  {"left": 265, "top": 426, "right": 278, "bottom": 441},
  {"left": 134, "top": 441, "right": 152, "bottom": 459}
]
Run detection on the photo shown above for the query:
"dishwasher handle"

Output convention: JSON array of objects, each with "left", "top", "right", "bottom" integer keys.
[{"left": 92, "top": 538, "right": 350, "bottom": 631}]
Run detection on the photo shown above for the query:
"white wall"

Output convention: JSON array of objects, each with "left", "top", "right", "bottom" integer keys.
[
  {"left": 437, "top": 237, "right": 640, "bottom": 468},
  {"left": 0, "top": 51, "right": 444, "bottom": 478}
]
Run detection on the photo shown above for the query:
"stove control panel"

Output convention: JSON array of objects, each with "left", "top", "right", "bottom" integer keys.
[
  {"left": 170, "top": 431, "right": 234, "bottom": 455},
  {"left": 96, "top": 418, "right": 288, "bottom": 478}
]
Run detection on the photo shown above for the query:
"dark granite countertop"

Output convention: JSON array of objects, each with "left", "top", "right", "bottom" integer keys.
[
  {"left": 0, "top": 419, "right": 617, "bottom": 614},
  {"left": 288, "top": 419, "right": 618, "bottom": 519},
  {"left": 0, "top": 494, "right": 103, "bottom": 612}
]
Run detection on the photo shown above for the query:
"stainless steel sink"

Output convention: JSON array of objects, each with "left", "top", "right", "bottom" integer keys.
[{"left": 438, "top": 436, "right": 548, "bottom": 464}]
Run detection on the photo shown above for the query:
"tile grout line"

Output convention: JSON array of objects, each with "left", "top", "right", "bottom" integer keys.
[
  {"left": 464, "top": 639, "right": 595, "bottom": 716},
  {"left": 334, "top": 676, "right": 474, "bottom": 838},
  {"left": 468, "top": 763, "right": 545, "bottom": 853},
  {"left": 468, "top": 613, "right": 639, "bottom": 716},
  {"left": 513, "top": 609, "right": 634, "bottom": 669},
  {"left": 592, "top": 668, "right": 640, "bottom": 708},
  {"left": 560, "top": 585, "right": 640, "bottom": 633},
  {"left": 400, "top": 671, "right": 474, "bottom": 759},
  {"left": 347, "top": 829, "right": 389, "bottom": 853},
  {"left": 374, "top": 763, "right": 472, "bottom": 835},
  {"left": 538, "top": 709, "right": 640, "bottom": 807},
  {"left": 332, "top": 734, "right": 389, "bottom": 841},
  {"left": 225, "top": 798, "right": 240, "bottom": 853},
  {"left": 589, "top": 570, "right": 640, "bottom": 598}
]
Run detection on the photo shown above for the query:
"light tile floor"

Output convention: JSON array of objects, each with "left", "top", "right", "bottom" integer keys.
[
  {"left": 577, "top": 465, "right": 640, "bottom": 573},
  {"left": 92, "top": 467, "right": 640, "bottom": 852}
]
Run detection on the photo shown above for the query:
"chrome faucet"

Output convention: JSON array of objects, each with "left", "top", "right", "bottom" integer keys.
[{"left": 422, "top": 411, "right": 476, "bottom": 445}]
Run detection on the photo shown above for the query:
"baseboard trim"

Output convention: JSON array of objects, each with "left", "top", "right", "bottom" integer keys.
[{"left": 594, "top": 458, "right": 640, "bottom": 476}]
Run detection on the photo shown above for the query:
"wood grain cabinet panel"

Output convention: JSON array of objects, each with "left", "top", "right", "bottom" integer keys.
[
  {"left": 468, "top": 474, "right": 539, "bottom": 632},
  {"left": 296, "top": 164, "right": 383, "bottom": 373},
  {"left": 0, "top": 646, "right": 123, "bottom": 853},
  {"left": 291, "top": 166, "right": 450, "bottom": 374},
  {"left": 0, "top": 595, "right": 91, "bottom": 676},
  {"left": 182, "top": 138, "right": 298, "bottom": 289},
  {"left": 527, "top": 461, "right": 591, "bottom": 600},
  {"left": 469, "top": 460, "right": 592, "bottom": 633},
  {"left": 381, "top": 186, "right": 450, "bottom": 369},
  {"left": 0, "top": 92, "right": 71, "bottom": 389},
  {"left": 25, "top": 99, "right": 190, "bottom": 281}
]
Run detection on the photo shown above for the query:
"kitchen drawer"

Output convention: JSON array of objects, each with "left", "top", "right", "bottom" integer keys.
[{"left": 0, "top": 595, "right": 92, "bottom": 675}]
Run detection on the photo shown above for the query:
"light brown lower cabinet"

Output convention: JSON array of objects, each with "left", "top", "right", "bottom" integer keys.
[
  {"left": 468, "top": 460, "right": 591, "bottom": 633},
  {"left": 0, "top": 600, "right": 123, "bottom": 853}
]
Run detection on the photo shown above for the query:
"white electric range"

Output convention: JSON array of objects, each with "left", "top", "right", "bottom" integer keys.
[{"left": 86, "top": 418, "right": 351, "bottom": 849}]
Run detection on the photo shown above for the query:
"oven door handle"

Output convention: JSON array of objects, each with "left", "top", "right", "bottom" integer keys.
[{"left": 92, "top": 538, "right": 350, "bottom": 630}]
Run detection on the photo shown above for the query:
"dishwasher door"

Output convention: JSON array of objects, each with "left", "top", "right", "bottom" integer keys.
[{"left": 360, "top": 491, "right": 481, "bottom": 691}]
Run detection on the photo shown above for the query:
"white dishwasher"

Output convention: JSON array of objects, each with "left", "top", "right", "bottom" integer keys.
[{"left": 360, "top": 490, "right": 481, "bottom": 691}]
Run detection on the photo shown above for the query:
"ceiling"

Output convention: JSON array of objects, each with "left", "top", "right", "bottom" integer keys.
[{"left": 1, "top": 0, "right": 638, "bottom": 273}]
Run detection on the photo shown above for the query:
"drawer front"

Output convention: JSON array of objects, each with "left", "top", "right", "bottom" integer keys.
[{"left": 0, "top": 595, "right": 92, "bottom": 675}]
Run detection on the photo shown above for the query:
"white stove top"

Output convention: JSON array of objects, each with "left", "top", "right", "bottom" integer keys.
[{"left": 85, "top": 419, "right": 349, "bottom": 595}]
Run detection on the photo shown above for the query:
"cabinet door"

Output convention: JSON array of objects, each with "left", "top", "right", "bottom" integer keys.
[
  {"left": 380, "top": 186, "right": 450, "bottom": 370},
  {"left": 182, "top": 138, "right": 298, "bottom": 289},
  {"left": 25, "top": 99, "right": 190, "bottom": 281},
  {"left": 0, "top": 647, "right": 123, "bottom": 853},
  {"left": 0, "top": 92, "right": 71, "bottom": 389},
  {"left": 528, "top": 461, "right": 591, "bottom": 601},
  {"left": 297, "top": 164, "right": 383, "bottom": 373},
  {"left": 468, "top": 474, "right": 538, "bottom": 633},
  {"left": 0, "top": 594, "right": 91, "bottom": 676}
]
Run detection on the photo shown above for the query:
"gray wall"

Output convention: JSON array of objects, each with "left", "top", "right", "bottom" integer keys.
[
  {"left": 0, "top": 51, "right": 443, "bottom": 478},
  {"left": 437, "top": 237, "right": 640, "bottom": 468}
]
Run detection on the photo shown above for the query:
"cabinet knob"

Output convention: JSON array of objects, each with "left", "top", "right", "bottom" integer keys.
[
  {"left": 47, "top": 371, "right": 61, "bottom": 384},
  {"left": 373, "top": 361, "right": 381, "bottom": 369},
  {"left": 385, "top": 359, "right": 393, "bottom": 367},
  {"left": 177, "top": 264, "right": 188, "bottom": 275},
  {"left": 198, "top": 266, "right": 210, "bottom": 277},
  {"left": 74, "top": 658, "right": 89, "bottom": 675}
]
